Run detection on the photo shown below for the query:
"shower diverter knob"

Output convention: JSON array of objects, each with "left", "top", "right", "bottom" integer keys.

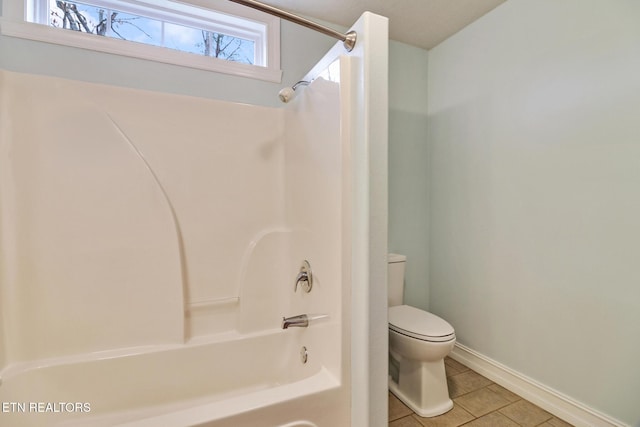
[{"left": 294, "top": 260, "right": 313, "bottom": 293}]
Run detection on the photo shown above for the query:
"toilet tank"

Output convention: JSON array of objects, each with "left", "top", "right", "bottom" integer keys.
[{"left": 388, "top": 253, "right": 407, "bottom": 307}]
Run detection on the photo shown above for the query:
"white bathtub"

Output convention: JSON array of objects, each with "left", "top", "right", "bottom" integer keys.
[{"left": 0, "top": 323, "right": 347, "bottom": 427}]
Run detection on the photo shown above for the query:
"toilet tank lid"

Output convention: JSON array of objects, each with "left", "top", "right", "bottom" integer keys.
[
  {"left": 388, "top": 253, "right": 406, "bottom": 263},
  {"left": 389, "top": 305, "right": 454, "bottom": 339}
]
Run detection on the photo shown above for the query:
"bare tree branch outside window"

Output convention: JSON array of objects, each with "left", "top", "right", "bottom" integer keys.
[{"left": 200, "top": 31, "right": 252, "bottom": 63}]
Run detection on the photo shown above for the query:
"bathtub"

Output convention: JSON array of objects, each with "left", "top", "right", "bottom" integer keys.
[{"left": 0, "top": 322, "right": 347, "bottom": 427}]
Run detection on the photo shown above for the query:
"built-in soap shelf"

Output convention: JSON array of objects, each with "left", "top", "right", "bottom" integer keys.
[{"left": 188, "top": 296, "right": 240, "bottom": 311}]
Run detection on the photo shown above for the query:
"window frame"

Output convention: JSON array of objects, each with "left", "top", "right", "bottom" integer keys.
[{"left": 0, "top": 0, "right": 282, "bottom": 82}]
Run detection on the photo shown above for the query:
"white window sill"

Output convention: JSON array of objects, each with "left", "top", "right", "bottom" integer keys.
[{"left": 0, "top": 19, "right": 283, "bottom": 83}]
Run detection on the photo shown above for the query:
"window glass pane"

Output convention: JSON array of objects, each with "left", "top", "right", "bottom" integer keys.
[
  {"left": 164, "top": 22, "right": 205, "bottom": 55},
  {"left": 205, "top": 33, "right": 255, "bottom": 65},
  {"left": 109, "top": 11, "right": 162, "bottom": 47},
  {"left": 46, "top": 1, "right": 257, "bottom": 65}
]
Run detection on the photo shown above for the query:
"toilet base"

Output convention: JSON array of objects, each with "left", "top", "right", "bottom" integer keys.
[
  {"left": 389, "top": 380, "right": 453, "bottom": 417},
  {"left": 388, "top": 357, "right": 453, "bottom": 418}
]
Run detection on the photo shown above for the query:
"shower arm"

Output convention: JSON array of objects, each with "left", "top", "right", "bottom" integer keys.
[{"left": 228, "top": 0, "right": 357, "bottom": 52}]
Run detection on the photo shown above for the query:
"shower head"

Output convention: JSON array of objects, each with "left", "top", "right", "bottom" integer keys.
[
  {"left": 278, "top": 80, "right": 311, "bottom": 103},
  {"left": 278, "top": 87, "right": 296, "bottom": 103}
]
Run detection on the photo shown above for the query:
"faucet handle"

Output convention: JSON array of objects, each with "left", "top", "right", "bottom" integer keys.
[{"left": 294, "top": 260, "right": 313, "bottom": 293}]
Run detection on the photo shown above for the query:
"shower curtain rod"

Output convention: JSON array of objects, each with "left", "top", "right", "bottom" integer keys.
[{"left": 228, "top": 0, "right": 357, "bottom": 52}]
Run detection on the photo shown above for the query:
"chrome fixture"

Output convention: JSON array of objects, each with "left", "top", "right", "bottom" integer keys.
[
  {"left": 300, "top": 346, "right": 308, "bottom": 364},
  {"left": 278, "top": 80, "right": 311, "bottom": 103},
  {"left": 282, "top": 313, "right": 328, "bottom": 329},
  {"left": 292, "top": 80, "right": 311, "bottom": 91},
  {"left": 282, "top": 314, "right": 309, "bottom": 329},
  {"left": 294, "top": 260, "right": 313, "bottom": 293},
  {"left": 228, "top": 0, "right": 357, "bottom": 52}
]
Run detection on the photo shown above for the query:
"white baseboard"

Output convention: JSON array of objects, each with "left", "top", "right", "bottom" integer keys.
[{"left": 449, "top": 343, "right": 628, "bottom": 427}]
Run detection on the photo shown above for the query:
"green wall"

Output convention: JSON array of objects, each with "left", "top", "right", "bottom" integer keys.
[
  {"left": 427, "top": 1, "right": 640, "bottom": 424},
  {"left": 388, "top": 40, "right": 430, "bottom": 310}
]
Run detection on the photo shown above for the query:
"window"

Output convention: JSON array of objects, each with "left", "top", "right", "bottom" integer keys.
[
  {"left": 0, "top": 0, "right": 282, "bottom": 81},
  {"left": 48, "top": 1, "right": 257, "bottom": 64}
]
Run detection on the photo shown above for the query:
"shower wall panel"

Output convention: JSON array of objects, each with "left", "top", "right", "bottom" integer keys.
[
  {"left": 99, "top": 79, "right": 285, "bottom": 337},
  {"left": 0, "top": 71, "right": 185, "bottom": 362},
  {"left": 0, "top": 70, "right": 285, "bottom": 362},
  {"left": 236, "top": 62, "right": 346, "bottom": 339},
  {"left": 284, "top": 72, "right": 343, "bottom": 306},
  {"left": 283, "top": 63, "right": 345, "bottom": 378}
]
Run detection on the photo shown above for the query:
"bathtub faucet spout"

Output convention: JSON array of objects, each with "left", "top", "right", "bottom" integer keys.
[{"left": 282, "top": 314, "right": 309, "bottom": 329}]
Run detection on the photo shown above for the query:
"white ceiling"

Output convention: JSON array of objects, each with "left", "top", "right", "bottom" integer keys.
[{"left": 260, "top": 0, "right": 507, "bottom": 50}]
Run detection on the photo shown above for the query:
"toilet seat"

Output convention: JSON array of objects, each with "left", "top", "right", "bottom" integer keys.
[{"left": 389, "top": 305, "right": 455, "bottom": 343}]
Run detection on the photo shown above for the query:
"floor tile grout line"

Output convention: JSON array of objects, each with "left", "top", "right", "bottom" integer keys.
[
  {"left": 454, "top": 385, "right": 520, "bottom": 418},
  {"left": 499, "top": 406, "right": 554, "bottom": 427}
]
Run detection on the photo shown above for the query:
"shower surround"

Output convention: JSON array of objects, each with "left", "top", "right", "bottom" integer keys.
[
  {"left": 0, "top": 12, "right": 388, "bottom": 426},
  {"left": 0, "top": 64, "right": 346, "bottom": 425}
]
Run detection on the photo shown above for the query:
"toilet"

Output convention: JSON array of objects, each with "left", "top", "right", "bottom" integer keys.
[{"left": 388, "top": 253, "right": 456, "bottom": 417}]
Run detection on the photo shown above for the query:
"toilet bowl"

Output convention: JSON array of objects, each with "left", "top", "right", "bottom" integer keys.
[
  {"left": 387, "top": 254, "right": 456, "bottom": 417},
  {"left": 388, "top": 304, "right": 455, "bottom": 417}
]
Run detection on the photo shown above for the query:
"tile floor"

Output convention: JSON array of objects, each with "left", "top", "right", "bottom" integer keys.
[{"left": 389, "top": 357, "right": 574, "bottom": 427}]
